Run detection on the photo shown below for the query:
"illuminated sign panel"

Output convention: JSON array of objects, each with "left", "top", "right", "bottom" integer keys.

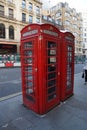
[
  {"left": 43, "top": 30, "right": 58, "bottom": 37},
  {"left": 22, "top": 30, "right": 38, "bottom": 37}
]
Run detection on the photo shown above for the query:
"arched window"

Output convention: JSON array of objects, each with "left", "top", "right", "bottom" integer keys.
[
  {"left": 0, "top": 23, "right": 5, "bottom": 38},
  {"left": 9, "top": 25, "right": 14, "bottom": 39}
]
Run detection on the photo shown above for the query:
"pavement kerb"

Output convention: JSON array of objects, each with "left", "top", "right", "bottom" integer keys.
[{"left": 0, "top": 92, "right": 22, "bottom": 102}]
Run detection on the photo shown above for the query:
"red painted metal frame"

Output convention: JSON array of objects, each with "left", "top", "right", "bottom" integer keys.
[
  {"left": 21, "top": 37, "right": 39, "bottom": 113},
  {"left": 38, "top": 25, "right": 60, "bottom": 114},
  {"left": 20, "top": 24, "right": 40, "bottom": 113},
  {"left": 20, "top": 23, "right": 60, "bottom": 114},
  {"left": 60, "top": 31, "right": 75, "bottom": 101}
]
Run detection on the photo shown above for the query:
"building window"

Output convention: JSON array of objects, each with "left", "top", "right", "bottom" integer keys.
[
  {"left": 42, "top": 15, "right": 47, "bottom": 20},
  {"left": 48, "top": 16, "right": 53, "bottom": 22},
  {"left": 73, "top": 24, "right": 77, "bottom": 29},
  {"left": 9, "top": 8, "right": 13, "bottom": 19},
  {"left": 0, "top": 5, "right": 4, "bottom": 16},
  {"left": 65, "top": 20, "right": 70, "bottom": 25},
  {"left": 84, "top": 38, "right": 87, "bottom": 42},
  {"left": 22, "top": 13, "right": 26, "bottom": 22},
  {"left": 29, "top": 3, "right": 33, "bottom": 11},
  {"left": 79, "top": 27, "right": 82, "bottom": 31},
  {"left": 55, "top": 12, "right": 61, "bottom": 17},
  {"left": 9, "top": 25, "right": 14, "bottom": 39},
  {"left": 79, "top": 48, "right": 81, "bottom": 52},
  {"left": 36, "top": 6, "right": 40, "bottom": 14},
  {"left": 0, "top": 23, "right": 5, "bottom": 38},
  {"left": 22, "top": 0, "right": 26, "bottom": 8},
  {"left": 73, "top": 17, "right": 77, "bottom": 21},
  {"left": 36, "top": 17, "right": 40, "bottom": 23},
  {"left": 85, "top": 33, "right": 87, "bottom": 36},
  {"left": 65, "top": 12, "right": 70, "bottom": 17},
  {"left": 29, "top": 15, "right": 33, "bottom": 23}
]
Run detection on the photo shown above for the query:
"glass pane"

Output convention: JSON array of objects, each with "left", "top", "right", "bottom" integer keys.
[
  {"left": 25, "top": 66, "right": 32, "bottom": 72},
  {"left": 26, "top": 81, "right": 33, "bottom": 87},
  {"left": 48, "top": 94, "right": 56, "bottom": 101},
  {"left": 48, "top": 80, "right": 56, "bottom": 87},
  {"left": 48, "top": 87, "right": 56, "bottom": 94},
  {"left": 24, "top": 42, "right": 32, "bottom": 49},
  {"left": 67, "top": 80, "right": 71, "bottom": 88},
  {"left": 48, "top": 72, "right": 56, "bottom": 79},
  {"left": 25, "top": 50, "right": 32, "bottom": 56},
  {"left": 26, "top": 87, "right": 33, "bottom": 94},
  {"left": 26, "top": 75, "right": 33, "bottom": 80},
  {"left": 48, "top": 66, "right": 56, "bottom": 72},
  {"left": 25, "top": 58, "right": 32, "bottom": 64},
  {"left": 48, "top": 57, "right": 56, "bottom": 64},
  {"left": 48, "top": 49, "right": 56, "bottom": 56},
  {"left": 48, "top": 41, "right": 56, "bottom": 48}
]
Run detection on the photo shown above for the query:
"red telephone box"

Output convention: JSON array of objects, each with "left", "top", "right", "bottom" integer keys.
[
  {"left": 20, "top": 23, "right": 60, "bottom": 114},
  {"left": 60, "top": 31, "right": 75, "bottom": 101}
]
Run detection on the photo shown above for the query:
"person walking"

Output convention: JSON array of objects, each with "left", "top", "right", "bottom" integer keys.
[{"left": 83, "top": 61, "right": 87, "bottom": 84}]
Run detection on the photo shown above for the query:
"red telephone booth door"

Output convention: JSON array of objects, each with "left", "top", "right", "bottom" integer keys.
[
  {"left": 38, "top": 39, "right": 60, "bottom": 114},
  {"left": 45, "top": 39, "right": 60, "bottom": 111},
  {"left": 21, "top": 37, "right": 39, "bottom": 113},
  {"left": 60, "top": 32, "right": 75, "bottom": 101},
  {"left": 38, "top": 24, "right": 60, "bottom": 114}
]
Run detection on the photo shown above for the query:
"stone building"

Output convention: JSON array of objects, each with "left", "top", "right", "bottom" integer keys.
[
  {"left": 0, "top": 0, "right": 42, "bottom": 54},
  {"left": 49, "top": 2, "right": 83, "bottom": 60}
]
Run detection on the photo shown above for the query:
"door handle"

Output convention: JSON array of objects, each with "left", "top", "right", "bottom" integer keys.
[
  {"left": 58, "top": 72, "right": 60, "bottom": 75},
  {"left": 35, "top": 68, "right": 38, "bottom": 72}
]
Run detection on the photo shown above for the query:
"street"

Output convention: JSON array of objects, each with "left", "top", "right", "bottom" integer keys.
[
  {"left": 74, "top": 63, "right": 84, "bottom": 74},
  {"left": 0, "top": 68, "right": 21, "bottom": 98},
  {"left": 0, "top": 63, "right": 84, "bottom": 99},
  {"left": 0, "top": 71, "right": 87, "bottom": 130}
]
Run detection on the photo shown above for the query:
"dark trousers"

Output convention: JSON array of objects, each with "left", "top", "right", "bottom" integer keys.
[{"left": 85, "top": 70, "right": 87, "bottom": 82}]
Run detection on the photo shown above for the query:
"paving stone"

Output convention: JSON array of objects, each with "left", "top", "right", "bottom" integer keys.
[
  {"left": 0, "top": 123, "right": 17, "bottom": 130},
  {"left": 12, "top": 117, "right": 33, "bottom": 130},
  {"left": 61, "top": 116, "right": 87, "bottom": 130}
]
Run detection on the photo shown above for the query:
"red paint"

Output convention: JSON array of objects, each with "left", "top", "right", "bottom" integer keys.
[
  {"left": 20, "top": 23, "right": 60, "bottom": 114},
  {"left": 60, "top": 31, "right": 75, "bottom": 101},
  {"left": 5, "top": 62, "right": 13, "bottom": 67}
]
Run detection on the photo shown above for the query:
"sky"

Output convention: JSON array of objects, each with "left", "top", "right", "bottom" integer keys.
[{"left": 42, "top": 0, "right": 87, "bottom": 12}]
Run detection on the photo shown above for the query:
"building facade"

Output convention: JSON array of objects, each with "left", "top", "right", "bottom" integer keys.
[
  {"left": 0, "top": 0, "right": 84, "bottom": 62},
  {"left": 41, "top": 15, "right": 63, "bottom": 30},
  {"left": 0, "top": 0, "right": 42, "bottom": 54},
  {"left": 49, "top": 2, "right": 83, "bottom": 60},
  {"left": 82, "top": 10, "right": 87, "bottom": 59}
]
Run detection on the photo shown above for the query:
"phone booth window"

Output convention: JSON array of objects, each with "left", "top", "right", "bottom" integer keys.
[
  {"left": 47, "top": 41, "right": 57, "bottom": 101},
  {"left": 67, "top": 45, "right": 73, "bottom": 89},
  {"left": 23, "top": 41, "right": 35, "bottom": 102}
]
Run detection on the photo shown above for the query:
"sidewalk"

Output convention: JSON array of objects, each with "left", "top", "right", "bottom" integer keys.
[{"left": 0, "top": 73, "right": 87, "bottom": 130}]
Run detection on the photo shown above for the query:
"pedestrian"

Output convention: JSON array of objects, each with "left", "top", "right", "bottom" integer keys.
[{"left": 83, "top": 61, "right": 87, "bottom": 84}]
